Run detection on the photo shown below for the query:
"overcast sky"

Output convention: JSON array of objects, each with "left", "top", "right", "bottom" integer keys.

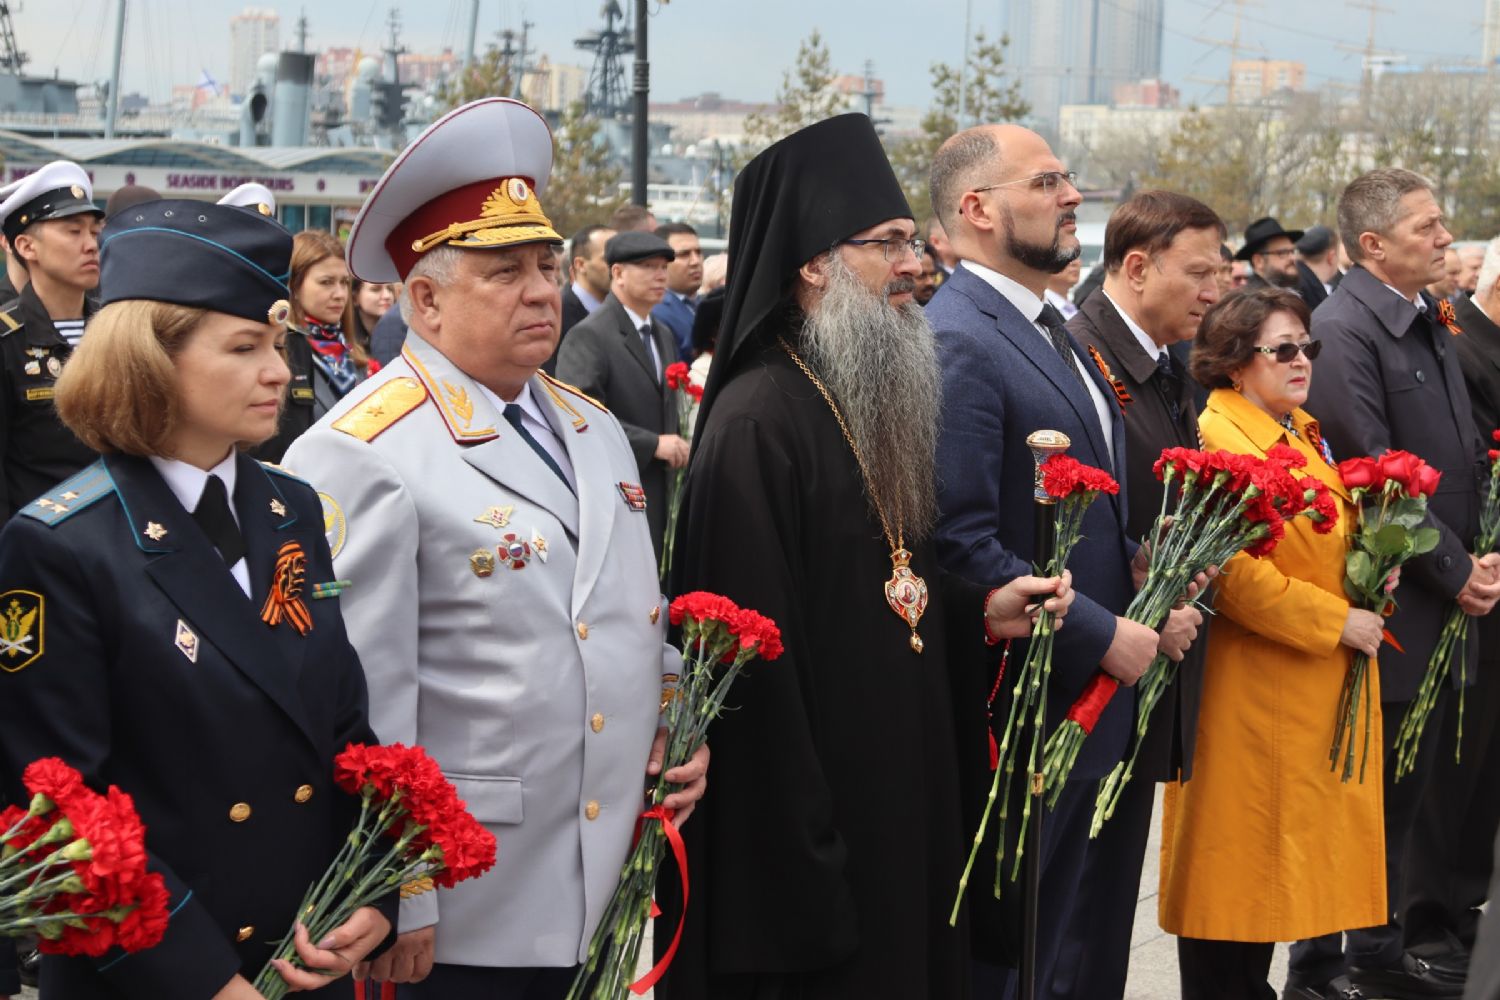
[{"left": 12, "top": 0, "right": 1456, "bottom": 107}]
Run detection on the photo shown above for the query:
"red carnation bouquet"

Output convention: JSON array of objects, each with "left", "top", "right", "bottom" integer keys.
[
  {"left": 1332, "top": 450, "right": 1440, "bottom": 783},
  {"left": 0, "top": 757, "right": 170, "bottom": 958},
  {"left": 568, "top": 591, "right": 782, "bottom": 1000},
  {"left": 659, "top": 362, "right": 703, "bottom": 583},
  {"left": 1394, "top": 436, "right": 1498, "bottom": 778},
  {"left": 951, "top": 455, "right": 1117, "bottom": 921},
  {"left": 251, "top": 743, "right": 496, "bottom": 1000},
  {"left": 1040, "top": 444, "right": 1338, "bottom": 834}
]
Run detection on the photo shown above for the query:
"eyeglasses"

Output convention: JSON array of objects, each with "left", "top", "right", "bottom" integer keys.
[
  {"left": 1259, "top": 247, "right": 1297, "bottom": 259},
  {"left": 1252, "top": 340, "right": 1322, "bottom": 363},
  {"left": 972, "top": 171, "right": 1079, "bottom": 197},
  {"left": 840, "top": 237, "right": 928, "bottom": 262}
]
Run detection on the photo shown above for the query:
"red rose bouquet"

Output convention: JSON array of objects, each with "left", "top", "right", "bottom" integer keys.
[
  {"left": 1039, "top": 445, "right": 1337, "bottom": 833},
  {"left": 1395, "top": 434, "right": 1500, "bottom": 778},
  {"left": 252, "top": 743, "right": 496, "bottom": 1000},
  {"left": 1332, "top": 450, "right": 1440, "bottom": 783},
  {"left": 951, "top": 456, "right": 1117, "bottom": 921},
  {"left": 659, "top": 361, "right": 703, "bottom": 583},
  {"left": 0, "top": 757, "right": 170, "bottom": 958},
  {"left": 568, "top": 591, "right": 782, "bottom": 999}
]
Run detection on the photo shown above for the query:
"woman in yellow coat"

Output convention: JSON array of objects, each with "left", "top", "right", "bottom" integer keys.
[{"left": 1159, "top": 288, "right": 1388, "bottom": 1000}]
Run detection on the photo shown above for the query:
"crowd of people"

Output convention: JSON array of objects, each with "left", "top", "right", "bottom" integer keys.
[{"left": 1, "top": 92, "right": 1500, "bottom": 1000}]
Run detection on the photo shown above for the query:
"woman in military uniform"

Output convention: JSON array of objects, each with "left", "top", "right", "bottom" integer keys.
[
  {"left": 255, "top": 231, "right": 376, "bottom": 462},
  {"left": 0, "top": 200, "right": 392, "bottom": 999}
]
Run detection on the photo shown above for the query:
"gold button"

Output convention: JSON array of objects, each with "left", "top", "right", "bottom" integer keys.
[
  {"left": 649, "top": 605, "right": 661, "bottom": 624},
  {"left": 590, "top": 712, "right": 605, "bottom": 733},
  {"left": 236, "top": 925, "right": 255, "bottom": 942},
  {"left": 294, "top": 784, "right": 314, "bottom": 803},
  {"left": 584, "top": 800, "right": 600, "bottom": 821},
  {"left": 576, "top": 621, "right": 589, "bottom": 640},
  {"left": 229, "top": 802, "right": 252, "bottom": 822}
]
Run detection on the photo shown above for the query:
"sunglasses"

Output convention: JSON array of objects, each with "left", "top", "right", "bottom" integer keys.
[{"left": 1251, "top": 340, "right": 1322, "bottom": 363}]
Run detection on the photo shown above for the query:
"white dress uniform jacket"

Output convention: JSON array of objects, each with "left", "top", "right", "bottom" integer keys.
[{"left": 284, "top": 331, "right": 676, "bottom": 968}]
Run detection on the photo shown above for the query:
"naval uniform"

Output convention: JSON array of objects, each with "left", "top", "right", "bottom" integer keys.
[
  {"left": 0, "top": 454, "right": 391, "bottom": 999},
  {"left": 0, "top": 284, "right": 97, "bottom": 519},
  {"left": 283, "top": 331, "right": 676, "bottom": 978}
]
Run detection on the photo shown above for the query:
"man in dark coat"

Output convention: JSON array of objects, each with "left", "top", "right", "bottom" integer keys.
[
  {"left": 1297, "top": 224, "right": 1342, "bottom": 310},
  {"left": 653, "top": 113, "right": 1074, "bottom": 1000},
  {"left": 1052, "top": 189, "right": 1224, "bottom": 1000},
  {"left": 1401, "top": 237, "right": 1500, "bottom": 984},
  {"left": 1238, "top": 216, "right": 1303, "bottom": 292},
  {"left": 1294, "top": 168, "right": 1500, "bottom": 999},
  {"left": 556, "top": 231, "right": 684, "bottom": 558},
  {"left": 926, "top": 124, "right": 1164, "bottom": 999}
]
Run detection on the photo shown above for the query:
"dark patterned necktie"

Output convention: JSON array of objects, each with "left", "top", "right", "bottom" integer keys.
[
  {"left": 639, "top": 323, "right": 660, "bottom": 381},
  {"left": 1156, "top": 352, "right": 1182, "bottom": 425},
  {"left": 1037, "top": 303, "right": 1089, "bottom": 392}
]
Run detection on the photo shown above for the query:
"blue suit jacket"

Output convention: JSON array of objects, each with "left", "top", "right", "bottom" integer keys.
[
  {"left": 652, "top": 291, "right": 697, "bottom": 361},
  {"left": 928, "top": 264, "right": 1136, "bottom": 780}
]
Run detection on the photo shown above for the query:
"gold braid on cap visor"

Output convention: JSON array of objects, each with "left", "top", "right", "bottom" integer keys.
[{"left": 409, "top": 179, "right": 561, "bottom": 255}]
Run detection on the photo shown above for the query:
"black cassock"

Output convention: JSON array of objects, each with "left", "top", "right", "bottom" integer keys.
[{"left": 655, "top": 339, "right": 991, "bottom": 1000}]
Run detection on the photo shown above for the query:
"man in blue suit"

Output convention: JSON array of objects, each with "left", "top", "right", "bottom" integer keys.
[
  {"left": 650, "top": 222, "right": 703, "bottom": 361},
  {"left": 926, "top": 123, "right": 1165, "bottom": 999}
]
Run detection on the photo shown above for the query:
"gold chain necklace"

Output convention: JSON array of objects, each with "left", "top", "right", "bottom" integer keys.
[{"left": 778, "top": 337, "right": 929, "bottom": 653}]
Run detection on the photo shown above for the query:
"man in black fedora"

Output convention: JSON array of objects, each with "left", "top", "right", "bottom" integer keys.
[{"left": 1237, "top": 216, "right": 1304, "bottom": 292}]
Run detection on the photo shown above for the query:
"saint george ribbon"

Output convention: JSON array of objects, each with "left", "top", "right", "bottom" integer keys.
[
  {"left": 261, "top": 540, "right": 313, "bottom": 636},
  {"left": 628, "top": 805, "right": 688, "bottom": 995}
]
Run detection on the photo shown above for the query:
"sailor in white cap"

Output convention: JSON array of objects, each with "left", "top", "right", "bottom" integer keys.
[
  {"left": 283, "top": 98, "right": 708, "bottom": 999},
  {"left": 0, "top": 160, "right": 105, "bottom": 519},
  {"left": 218, "top": 182, "right": 278, "bottom": 217}
]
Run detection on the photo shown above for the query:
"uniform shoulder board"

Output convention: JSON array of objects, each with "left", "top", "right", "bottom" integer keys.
[
  {"left": 538, "top": 371, "right": 609, "bottom": 414},
  {"left": 0, "top": 305, "right": 22, "bottom": 336},
  {"left": 19, "top": 461, "right": 114, "bottom": 527},
  {"left": 258, "top": 461, "right": 309, "bottom": 485},
  {"left": 332, "top": 375, "right": 428, "bottom": 443}
]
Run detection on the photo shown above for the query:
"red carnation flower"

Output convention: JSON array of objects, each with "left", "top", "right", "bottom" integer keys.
[
  {"left": 726, "top": 607, "right": 785, "bottom": 662},
  {"left": 1042, "top": 455, "right": 1118, "bottom": 499},
  {"left": 664, "top": 362, "right": 691, "bottom": 390},
  {"left": 1266, "top": 443, "right": 1307, "bottom": 469},
  {"left": 112, "top": 872, "right": 171, "bottom": 952},
  {"left": 23, "top": 757, "right": 85, "bottom": 810},
  {"left": 669, "top": 591, "right": 741, "bottom": 628}
]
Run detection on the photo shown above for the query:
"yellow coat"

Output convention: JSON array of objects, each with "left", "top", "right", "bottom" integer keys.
[{"left": 1158, "top": 388, "right": 1387, "bottom": 942}]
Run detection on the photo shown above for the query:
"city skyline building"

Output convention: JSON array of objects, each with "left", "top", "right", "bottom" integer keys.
[
  {"left": 1006, "top": 0, "right": 1165, "bottom": 128},
  {"left": 229, "top": 7, "right": 280, "bottom": 97}
]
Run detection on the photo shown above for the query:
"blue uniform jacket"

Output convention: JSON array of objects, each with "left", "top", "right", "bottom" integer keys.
[{"left": 0, "top": 452, "right": 391, "bottom": 999}]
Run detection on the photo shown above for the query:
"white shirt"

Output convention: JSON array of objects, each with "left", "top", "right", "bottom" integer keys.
[
  {"left": 961, "top": 260, "right": 1116, "bottom": 467},
  {"left": 1381, "top": 280, "right": 1427, "bottom": 312},
  {"left": 149, "top": 451, "right": 250, "bottom": 596},
  {"left": 1044, "top": 287, "right": 1079, "bottom": 320},
  {"left": 571, "top": 282, "right": 603, "bottom": 314},
  {"left": 621, "top": 302, "right": 662, "bottom": 378},
  {"left": 475, "top": 380, "right": 578, "bottom": 494},
  {"left": 1101, "top": 290, "right": 1166, "bottom": 365}
]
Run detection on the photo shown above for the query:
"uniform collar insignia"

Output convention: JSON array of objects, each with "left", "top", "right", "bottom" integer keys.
[{"left": 401, "top": 334, "right": 498, "bottom": 443}]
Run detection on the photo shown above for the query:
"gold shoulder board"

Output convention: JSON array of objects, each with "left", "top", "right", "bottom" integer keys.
[
  {"left": 538, "top": 371, "right": 609, "bottom": 414},
  {"left": 332, "top": 376, "right": 428, "bottom": 443},
  {"left": 0, "top": 310, "right": 21, "bottom": 334}
]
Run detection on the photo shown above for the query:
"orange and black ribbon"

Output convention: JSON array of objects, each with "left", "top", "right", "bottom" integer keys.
[
  {"left": 1437, "top": 299, "right": 1463, "bottom": 336},
  {"left": 261, "top": 540, "right": 313, "bottom": 636},
  {"left": 1087, "top": 345, "right": 1132, "bottom": 414}
]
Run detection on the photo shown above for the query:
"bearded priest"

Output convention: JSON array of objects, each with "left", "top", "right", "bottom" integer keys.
[{"left": 651, "top": 114, "right": 1074, "bottom": 999}]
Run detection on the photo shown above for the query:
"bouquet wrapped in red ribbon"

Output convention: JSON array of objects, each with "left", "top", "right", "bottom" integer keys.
[
  {"left": 567, "top": 591, "right": 782, "bottom": 1000},
  {"left": 251, "top": 743, "right": 496, "bottom": 1000},
  {"left": 659, "top": 361, "right": 703, "bottom": 583},
  {"left": 1396, "top": 433, "right": 1500, "bottom": 777},
  {"left": 951, "top": 455, "right": 1117, "bottom": 921},
  {"left": 0, "top": 757, "right": 170, "bottom": 958},
  {"left": 1039, "top": 445, "right": 1337, "bottom": 833},
  {"left": 1333, "top": 449, "right": 1440, "bottom": 783}
]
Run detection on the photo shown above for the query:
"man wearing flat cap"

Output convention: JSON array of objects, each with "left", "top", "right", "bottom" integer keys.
[
  {"left": 557, "top": 229, "right": 685, "bottom": 559},
  {"left": 654, "top": 113, "right": 1076, "bottom": 999},
  {"left": 1296, "top": 224, "right": 1341, "bottom": 309},
  {"left": 282, "top": 98, "right": 707, "bottom": 1000},
  {"left": 0, "top": 160, "right": 105, "bottom": 520},
  {"left": 1237, "top": 215, "right": 1304, "bottom": 293}
]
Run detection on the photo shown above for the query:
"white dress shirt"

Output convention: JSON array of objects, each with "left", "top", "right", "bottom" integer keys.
[
  {"left": 961, "top": 260, "right": 1116, "bottom": 466},
  {"left": 1044, "top": 287, "right": 1079, "bottom": 320},
  {"left": 1101, "top": 290, "right": 1167, "bottom": 365},
  {"left": 150, "top": 451, "right": 250, "bottom": 596},
  {"left": 621, "top": 302, "right": 663, "bottom": 379},
  {"left": 476, "top": 380, "right": 579, "bottom": 495}
]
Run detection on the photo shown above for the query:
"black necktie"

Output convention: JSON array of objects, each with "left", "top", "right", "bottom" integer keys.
[
  {"left": 1156, "top": 352, "right": 1182, "bottom": 425},
  {"left": 639, "top": 323, "right": 659, "bottom": 381},
  {"left": 193, "top": 474, "right": 246, "bottom": 567},
  {"left": 503, "top": 404, "right": 574, "bottom": 493},
  {"left": 1037, "top": 303, "right": 1089, "bottom": 392}
]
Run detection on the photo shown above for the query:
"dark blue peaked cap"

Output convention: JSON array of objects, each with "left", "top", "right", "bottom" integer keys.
[{"left": 99, "top": 199, "right": 294, "bottom": 323}]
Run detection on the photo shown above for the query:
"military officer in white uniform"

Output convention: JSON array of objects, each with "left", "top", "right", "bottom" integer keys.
[{"left": 283, "top": 98, "right": 708, "bottom": 1000}]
